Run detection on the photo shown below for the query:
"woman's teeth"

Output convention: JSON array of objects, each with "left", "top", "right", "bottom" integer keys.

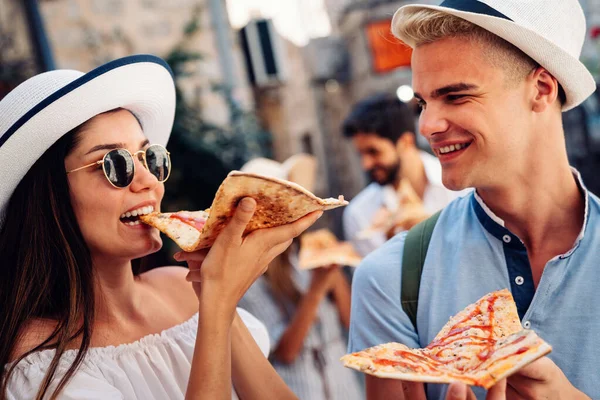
[
  {"left": 120, "top": 205, "right": 154, "bottom": 220},
  {"left": 439, "top": 143, "right": 469, "bottom": 154}
]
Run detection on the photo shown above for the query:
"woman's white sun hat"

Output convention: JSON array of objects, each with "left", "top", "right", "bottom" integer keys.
[
  {"left": 0, "top": 54, "right": 176, "bottom": 225},
  {"left": 392, "top": 0, "right": 596, "bottom": 111}
]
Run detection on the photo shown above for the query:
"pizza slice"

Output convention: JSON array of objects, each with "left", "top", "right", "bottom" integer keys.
[
  {"left": 341, "top": 289, "right": 551, "bottom": 389},
  {"left": 472, "top": 328, "right": 552, "bottom": 389},
  {"left": 425, "top": 289, "right": 523, "bottom": 373},
  {"left": 298, "top": 229, "right": 362, "bottom": 269},
  {"left": 140, "top": 171, "right": 348, "bottom": 251},
  {"left": 140, "top": 210, "right": 209, "bottom": 252},
  {"left": 356, "top": 179, "right": 428, "bottom": 239},
  {"left": 341, "top": 341, "right": 465, "bottom": 384}
]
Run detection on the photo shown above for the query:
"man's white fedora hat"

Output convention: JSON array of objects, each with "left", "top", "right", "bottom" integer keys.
[
  {"left": 0, "top": 54, "right": 176, "bottom": 224},
  {"left": 392, "top": 0, "right": 596, "bottom": 111}
]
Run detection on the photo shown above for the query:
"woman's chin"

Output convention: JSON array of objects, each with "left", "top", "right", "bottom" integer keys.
[{"left": 127, "top": 238, "right": 164, "bottom": 261}]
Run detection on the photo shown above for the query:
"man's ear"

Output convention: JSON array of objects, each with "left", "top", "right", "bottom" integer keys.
[
  {"left": 396, "top": 133, "right": 416, "bottom": 153},
  {"left": 529, "top": 67, "right": 560, "bottom": 112}
]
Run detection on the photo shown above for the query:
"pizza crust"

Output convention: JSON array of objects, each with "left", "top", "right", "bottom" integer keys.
[
  {"left": 475, "top": 330, "right": 552, "bottom": 389},
  {"left": 139, "top": 210, "right": 207, "bottom": 251},
  {"left": 341, "top": 290, "right": 552, "bottom": 389},
  {"left": 298, "top": 229, "right": 362, "bottom": 269},
  {"left": 433, "top": 289, "right": 522, "bottom": 343},
  {"left": 141, "top": 171, "right": 348, "bottom": 251}
]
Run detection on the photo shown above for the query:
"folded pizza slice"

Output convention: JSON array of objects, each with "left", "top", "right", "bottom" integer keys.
[
  {"left": 298, "top": 229, "right": 362, "bottom": 269},
  {"left": 424, "top": 289, "right": 523, "bottom": 373},
  {"left": 341, "top": 342, "right": 469, "bottom": 384},
  {"left": 140, "top": 210, "right": 209, "bottom": 252},
  {"left": 341, "top": 289, "right": 552, "bottom": 389},
  {"left": 472, "top": 328, "right": 552, "bottom": 389},
  {"left": 141, "top": 171, "right": 348, "bottom": 251}
]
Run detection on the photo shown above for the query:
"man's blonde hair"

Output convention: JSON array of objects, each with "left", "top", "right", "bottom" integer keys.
[{"left": 395, "top": 10, "right": 540, "bottom": 87}]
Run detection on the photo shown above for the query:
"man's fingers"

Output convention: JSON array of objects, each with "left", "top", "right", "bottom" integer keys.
[
  {"left": 219, "top": 197, "right": 257, "bottom": 242},
  {"left": 509, "top": 357, "right": 555, "bottom": 382},
  {"left": 505, "top": 384, "right": 522, "bottom": 399},
  {"left": 446, "top": 383, "right": 468, "bottom": 400},
  {"left": 446, "top": 383, "right": 478, "bottom": 400},
  {"left": 487, "top": 379, "right": 507, "bottom": 400},
  {"left": 402, "top": 381, "right": 427, "bottom": 400}
]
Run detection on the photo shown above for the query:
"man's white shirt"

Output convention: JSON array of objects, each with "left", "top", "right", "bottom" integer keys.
[{"left": 343, "top": 151, "right": 470, "bottom": 257}]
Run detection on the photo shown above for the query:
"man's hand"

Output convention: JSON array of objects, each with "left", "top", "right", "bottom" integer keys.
[
  {"left": 446, "top": 380, "right": 506, "bottom": 400},
  {"left": 506, "top": 357, "right": 590, "bottom": 399},
  {"left": 366, "top": 376, "right": 426, "bottom": 400},
  {"left": 445, "top": 358, "right": 590, "bottom": 400}
]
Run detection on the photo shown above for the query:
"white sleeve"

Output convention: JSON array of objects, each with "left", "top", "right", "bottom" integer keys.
[
  {"left": 238, "top": 278, "right": 289, "bottom": 353},
  {"left": 343, "top": 205, "right": 386, "bottom": 257},
  {"left": 6, "top": 364, "right": 124, "bottom": 400}
]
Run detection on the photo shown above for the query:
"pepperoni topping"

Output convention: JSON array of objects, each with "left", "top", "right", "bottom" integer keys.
[{"left": 171, "top": 213, "right": 207, "bottom": 231}]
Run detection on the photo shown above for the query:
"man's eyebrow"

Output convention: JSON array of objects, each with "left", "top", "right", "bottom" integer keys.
[
  {"left": 414, "top": 83, "right": 479, "bottom": 101},
  {"left": 85, "top": 139, "right": 149, "bottom": 155}
]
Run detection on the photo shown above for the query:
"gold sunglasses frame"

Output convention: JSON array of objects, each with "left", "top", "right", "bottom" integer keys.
[{"left": 67, "top": 144, "right": 171, "bottom": 188}]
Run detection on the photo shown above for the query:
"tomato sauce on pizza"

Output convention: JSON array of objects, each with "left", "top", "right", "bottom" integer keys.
[{"left": 341, "top": 289, "right": 552, "bottom": 389}]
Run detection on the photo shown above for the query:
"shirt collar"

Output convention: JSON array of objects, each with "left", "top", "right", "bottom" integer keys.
[
  {"left": 471, "top": 168, "right": 590, "bottom": 256},
  {"left": 381, "top": 185, "right": 399, "bottom": 212}
]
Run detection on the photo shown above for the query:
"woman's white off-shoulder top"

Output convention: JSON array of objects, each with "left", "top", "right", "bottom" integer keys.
[{"left": 5, "top": 308, "right": 269, "bottom": 400}]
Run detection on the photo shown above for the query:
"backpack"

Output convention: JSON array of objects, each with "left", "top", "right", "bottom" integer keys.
[{"left": 401, "top": 211, "right": 442, "bottom": 332}]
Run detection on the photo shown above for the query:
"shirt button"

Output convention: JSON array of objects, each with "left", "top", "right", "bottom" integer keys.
[
  {"left": 523, "top": 321, "right": 531, "bottom": 329},
  {"left": 515, "top": 276, "right": 524, "bottom": 285},
  {"left": 503, "top": 235, "right": 511, "bottom": 243}
]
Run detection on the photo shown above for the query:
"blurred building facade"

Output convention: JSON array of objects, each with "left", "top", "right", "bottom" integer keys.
[
  {"left": 0, "top": 0, "right": 42, "bottom": 97},
  {"left": 1, "top": 0, "right": 257, "bottom": 128},
  {"left": 250, "top": 0, "right": 600, "bottom": 235},
  {"left": 3, "top": 0, "right": 600, "bottom": 228}
]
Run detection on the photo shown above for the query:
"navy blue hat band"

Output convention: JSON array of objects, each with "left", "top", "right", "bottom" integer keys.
[
  {"left": 439, "top": 0, "right": 512, "bottom": 21},
  {"left": 0, "top": 54, "right": 173, "bottom": 149}
]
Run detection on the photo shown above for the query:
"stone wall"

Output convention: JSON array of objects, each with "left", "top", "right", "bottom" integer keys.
[
  {"left": 0, "top": 0, "right": 34, "bottom": 62},
  {"left": 39, "top": 0, "right": 254, "bottom": 126},
  {"left": 0, "top": 0, "right": 38, "bottom": 97}
]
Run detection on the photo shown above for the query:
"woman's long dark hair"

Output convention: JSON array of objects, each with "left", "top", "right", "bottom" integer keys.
[
  {"left": 264, "top": 243, "right": 302, "bottom": 311},
  {"left": 0, "top": 126, "right": 95, "bottom": 400}
]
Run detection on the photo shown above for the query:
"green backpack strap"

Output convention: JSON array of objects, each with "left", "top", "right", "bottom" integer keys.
[{"left": 401, "top": 210, "right": 442, "bottom": 332}]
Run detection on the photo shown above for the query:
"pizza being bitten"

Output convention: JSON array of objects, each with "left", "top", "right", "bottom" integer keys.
[
  {"left": 341, "top": 289, "right": 552, "bottom": 389},
  {"left": 140, "top": 171, "right": 348, "bottom": 251},
  {"left": 140, "top": 210, "right": 209, "bottom": 252}
]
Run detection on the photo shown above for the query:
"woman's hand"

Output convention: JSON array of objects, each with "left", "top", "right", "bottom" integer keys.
[
  {"left": 309, "top": 265, "right": 342, "bottom": 294},
  {"left": 174, "top": 248, "right": 208, "bottom": 299},
  {"left": 177, "top": 197, "right": 322, "bottom": 320}
]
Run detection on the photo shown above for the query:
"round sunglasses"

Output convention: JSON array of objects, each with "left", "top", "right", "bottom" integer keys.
[{"left": 67, "top": 144, "right": 171, "bottom": 188}]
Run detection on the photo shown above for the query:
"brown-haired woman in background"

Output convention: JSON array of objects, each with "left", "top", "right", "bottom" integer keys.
[{"left": 239, "top": 157, "right": 363, "bottom": 400}]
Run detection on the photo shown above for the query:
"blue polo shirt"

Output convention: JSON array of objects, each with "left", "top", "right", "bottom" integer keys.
[{"left": 348, "top": 172, "right": 600, "bottom": 399}]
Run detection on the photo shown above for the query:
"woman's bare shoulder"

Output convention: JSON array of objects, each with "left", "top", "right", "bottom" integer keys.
[
  {"left": 9, "top": 319, "right": 58, "bottom": 363},
  {"left": 140, "top": 266, "right": 198, "bottom": 314}
]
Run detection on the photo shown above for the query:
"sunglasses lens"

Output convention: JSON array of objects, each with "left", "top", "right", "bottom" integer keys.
[
  {"left": 145, "top": 145, "right": 170, "bottom": 182},
  {"left": 103, "top": 149, "right": 134, "bottom": 188}
]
